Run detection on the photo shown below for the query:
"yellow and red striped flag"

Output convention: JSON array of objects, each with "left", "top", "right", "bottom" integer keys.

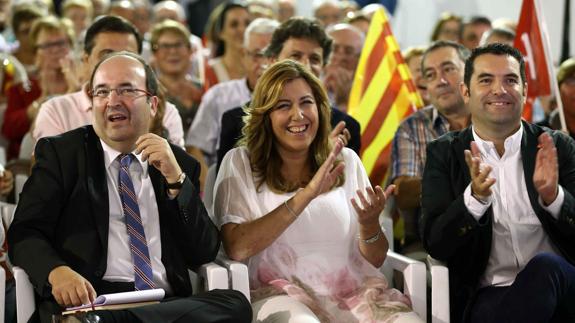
[{"left": 347, "top": 8, "right": 424, "bottom": 185}]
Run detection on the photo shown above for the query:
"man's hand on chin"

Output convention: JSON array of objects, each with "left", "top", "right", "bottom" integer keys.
[{"left": 48, "top": 265, "right": 97, "bottom": 308}]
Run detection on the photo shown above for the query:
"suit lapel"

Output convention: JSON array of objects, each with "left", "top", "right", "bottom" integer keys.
[
  {"left": 454, "top": 126, "right": 475, "bottom": 184},
  {"left": 84, "top": 127, "right": 110, "bottom": 249}
]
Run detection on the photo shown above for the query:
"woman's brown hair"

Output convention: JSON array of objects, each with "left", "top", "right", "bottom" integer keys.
[{"left": 240, "top": 59, "right": 343, "bottom": 193}]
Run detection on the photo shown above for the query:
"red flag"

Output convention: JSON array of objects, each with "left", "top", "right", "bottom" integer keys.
[{"left": 514, "top": 0, "right": 553, "bottom": 121}]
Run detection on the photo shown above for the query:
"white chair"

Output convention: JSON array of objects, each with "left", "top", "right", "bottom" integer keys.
[
  {"left": 14, "top": 267, "right": 33, "bottom": 323},
  {"left": 18, "top": 133, "right": 34, "bottom": 160},
  {"left": 427, "top": 255, "right": 450, "bottom": 323},
  {"left": 14, "top": 263, "right": 230, "bottom": 323},
  {"left": 221, "top": 214, "right": 427, "bottom": 321}
]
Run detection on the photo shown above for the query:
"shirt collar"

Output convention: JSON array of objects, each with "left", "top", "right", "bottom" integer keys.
[
  {"left": 100, "top": 139, "right": 148, "bottom": 176},
  {"left": 431, "top": 106, "right": 451, "bottom": 132},
  {"left": 471, "top": 123, "right": 523, "bottom": 158}
]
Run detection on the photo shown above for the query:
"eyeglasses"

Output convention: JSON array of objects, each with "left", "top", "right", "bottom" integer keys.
[
  {"left": 90, "top": 86, "right": 153, "bottom": 99},
  {"left": 152, "top": 42, "right": 189, "bottom": 52},
  {"left": 36, "top": 39, "right": 69, "bottom": 51},
  {"left": 245, "top": 49, "right": 266, "bottom": 61}
]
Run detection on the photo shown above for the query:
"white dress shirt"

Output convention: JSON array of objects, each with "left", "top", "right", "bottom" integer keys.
[
  {"left": 464, "top": 125, "right": 562, "bottom": 287},
  {"left": 186, "top": 78, "right": 251, "bottom": 165},
  {"left": 100, "top": 140, "right": 172, "bottom": 294}
]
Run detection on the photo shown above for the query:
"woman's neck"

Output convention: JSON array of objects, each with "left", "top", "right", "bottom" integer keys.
[
  {"left": 221, "top": 48, "right": 245, "bottom": 79},
  {"left": 280, "top": 150, "right": 311, "bottom": 186}
]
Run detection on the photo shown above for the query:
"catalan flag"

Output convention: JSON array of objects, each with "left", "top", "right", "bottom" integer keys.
[{"left": 347, "top": 9, "right": 424, "bottom": 185}]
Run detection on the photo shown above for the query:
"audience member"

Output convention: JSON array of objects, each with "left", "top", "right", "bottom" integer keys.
[
  {"left": 344, "top": 11, "right": 370, "bottom": 34},
  {"left": 312, "top": 0, "right": 342, "bottom": 27},
  {"left": 108, "top": 0, "right": 136, "bottom": 25},
  {"left": 187, "top": 18, "right": 278, "bottom": 168},
  {"left": 204, "top": 1, "right": 250, "bottom": 88},
  {"left": 151, "top": 0, "right": 205, "bottom": 86},
  {"left": 132, "top": 0, "right": 152, "bottom": 36},
  {"left": 214, "top": 59, "right": 422, "bottom": 322},
  {"left": 323, "top": 23, "right": 364, "bottom": 111},
  {"left": 541, "top": 58, "right": 575, "bottom": 137},
  {"left": 152, "top": 0, "right": 186, "bottom": 24},
  {"left": 390, "top": 41, "right": 470, "bottom": 252},
  {"left": 421, "top": 43, "right": 575, "bottom": 323},
  {"left": 461, "top": 16, "right": 491, "bottom": 50},
  {"left": 430, "top": 12, "right": 462, "bottom": 43},
  {"left": 90, "top": 0, "right": 109, "bottom": 17},
  {"left": 61, "top": 0, "right": 93, "bottom": 43},
  {"left": 3, "top": 15, "right": 78, "bottom": 160},
  {"left": 0, "top": 0, "right": 10, "bottom": 51},
  {"left": 8, "top": 51, "right": 252, "bottom": 323},
  {"left": 33, "top": 16, "right": 185, "bottom": 148},
  {"left": 339, "top": 0, "right": 358, "bottom": 17},
  {"left": 9, "top": 5, "right": 43, "bottom": 73},
  {"left": 217, "top": 17, "right": 361, "bottom": 171},
  {"left": 246, "top": 0, "right": 276, "bottom": 20},
  {"left": 150, "top": 19, "right": 203, "bottom": 132},
  {"left": 403, "top": 46, "right": 429, "bottom": 105},
  {"left": 480, "top": 27, "right": 515, "bottom": 46},
  {"left": 277, "top": 0, "right": 294, "bottom": 22}
]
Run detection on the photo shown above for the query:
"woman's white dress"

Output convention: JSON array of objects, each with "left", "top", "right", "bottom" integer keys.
[{"left": 214, "top": 147, "right": 414, "bottom": 322}]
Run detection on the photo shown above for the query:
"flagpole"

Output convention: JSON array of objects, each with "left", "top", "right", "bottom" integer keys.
[{"left": 534, "top": 0, "right": 567, "bottom": 132}]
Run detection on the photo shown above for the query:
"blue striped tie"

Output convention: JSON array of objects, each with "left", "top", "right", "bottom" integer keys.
[{"left": 119, "top": 154, "right": 155, "bottom": 290}]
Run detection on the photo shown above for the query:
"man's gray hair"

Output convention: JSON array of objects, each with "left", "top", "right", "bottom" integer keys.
[
  {"left": 152, "top": 0, "right": 186, "bottom": 22},
  {"left": 326, "top": 23, "right": 365, "bottom": 45},
  {"left": 244, "top": 18, "right": 280, "bottom": 48}
]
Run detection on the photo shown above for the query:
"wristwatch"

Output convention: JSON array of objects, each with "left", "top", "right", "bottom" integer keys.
[{"left": 166, "top": 172, "right": 186, "bottom": 189}]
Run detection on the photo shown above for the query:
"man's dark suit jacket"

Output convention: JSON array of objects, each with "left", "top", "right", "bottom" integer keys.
[
  {"left": 217, "top": 104, "right": 362, "bottom": 171},
  {"left": 420, "top": 121, "right": 575, "bottom": 323},
  {"left": 7, "top": 126, "right": 219, "bottom": 322}
]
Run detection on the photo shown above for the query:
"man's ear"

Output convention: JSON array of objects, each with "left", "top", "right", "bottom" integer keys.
[
  {"left": 84, "top": 83, "right": 92, "bottom": 99},
  {"left": 149, "top": 96, "right": 159, "bottom": 117},
  {"left": 522, "top": 82, "right": 528, "bottom": 104},
  {"left": 459, "top": 81, "right": 470, "bottom": 102}
]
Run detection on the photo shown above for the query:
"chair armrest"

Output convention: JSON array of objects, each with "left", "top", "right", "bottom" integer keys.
[
  {"left": 0, "top": 266, "right": 5, "bottom": 323},
  {"left": 215, "top": 258, "right": 250, "bottom": 302},
  {"left": 196, "top": 262, "right": 228, "bottom": 291},
  {"left": 13, "top": 266, "right": 35, "bottom": 323},
  {"left": 385, "top": 251, "right": 426, "bottom": 320},
  {"left": 427, "top": 256, "right": 450, "bottom": 323}
]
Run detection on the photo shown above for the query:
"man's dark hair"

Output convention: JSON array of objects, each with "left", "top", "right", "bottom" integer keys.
[
  {"left": 464, "top": 43, "right": 526, "bottom": 89},
  {"left": 467, "top": 15, "right": 491, "bottom": 27},
  {"left": 88, "top": 51, "right": 158, "bottom": 97},
  {"left": 264, "top": 17, "right": 332, "bottom": 65},
  {"left": 421, "top": 40, "right": 470, "bottom": 71},
  {"left": 84, "top": 15, "right": 143, "bottom": 55}
]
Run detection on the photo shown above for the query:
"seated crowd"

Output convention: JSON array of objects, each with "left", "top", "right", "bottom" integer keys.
[{"left": 0, "top": 0, "right": 573, "bottom": 322}]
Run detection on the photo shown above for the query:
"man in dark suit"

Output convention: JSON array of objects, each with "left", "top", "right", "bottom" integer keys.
[
  {"left": 8, "top": 52, "right": 251, "bottom": 323},
  {"left": 421, "top": 43, "right": 575, "bottom": 323},
  {"left": 217, "top": 17, "right": 361, "bottom": 171}
]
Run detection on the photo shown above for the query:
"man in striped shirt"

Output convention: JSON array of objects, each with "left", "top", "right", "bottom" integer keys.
[{"left": 389, "top": 41, "right": 471, "bottom": 252}]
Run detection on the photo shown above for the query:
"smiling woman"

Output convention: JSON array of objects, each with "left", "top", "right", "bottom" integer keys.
[
  {"left": 150, "top": 19, "right": 203, "bottom": 132},
  {"left": 204, "top": 1, "right": 250, "bottom": 88},
  {"left": 213, "top": 60, "right": 423, "bottom": 322}
]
